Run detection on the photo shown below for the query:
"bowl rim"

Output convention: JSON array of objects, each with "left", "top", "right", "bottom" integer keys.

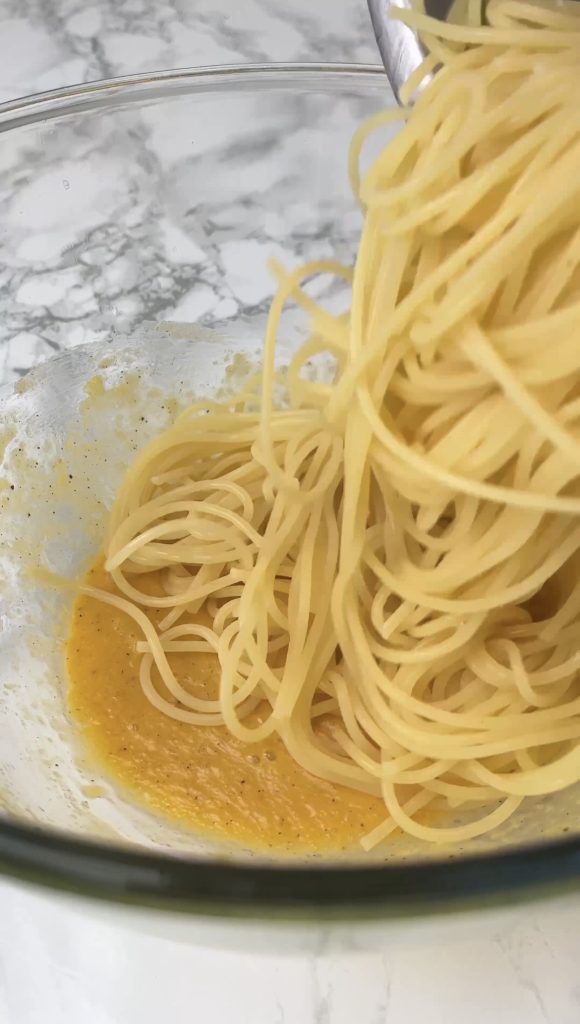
[
  {"left": 1, "top": 816, "right": 580, "bottom": 920},
  {"left": 1, "top": 62, "right": 580, "bottom": 920},
  {"left": 0, "top": 61, "right": 386, "bottom": 130}
]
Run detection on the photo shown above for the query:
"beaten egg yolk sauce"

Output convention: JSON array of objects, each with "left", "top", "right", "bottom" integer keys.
[{"left": 67, "top": 560, "right": 386, "bottom": 853}]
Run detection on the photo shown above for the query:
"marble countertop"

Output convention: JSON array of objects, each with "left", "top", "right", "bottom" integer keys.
[
  {"left": 0, "top": 0, "right": 377, "bottom": 105},
  {"left": 0, "top": 2, "right": 580, "bottom": 1023}
]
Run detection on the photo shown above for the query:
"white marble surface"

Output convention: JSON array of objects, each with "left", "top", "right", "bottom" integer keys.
[
  {"left": 1, "top": 878, "right": 580, "bottom": 1024},
  {"left": 0, "top": 1, "right": 580, "bottom": 1023},
  {"left": 0, "top": 0, "right": 377, "bottom": 105}
]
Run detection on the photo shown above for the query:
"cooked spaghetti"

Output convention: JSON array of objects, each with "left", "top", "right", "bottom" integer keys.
[{"left": 82, "top": 0, "right": 580, "bottom": 846}]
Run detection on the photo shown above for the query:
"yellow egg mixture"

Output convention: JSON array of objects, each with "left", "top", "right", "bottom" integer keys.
[{"left": 67, "top": 560, "right": 386, "bottom": 853}]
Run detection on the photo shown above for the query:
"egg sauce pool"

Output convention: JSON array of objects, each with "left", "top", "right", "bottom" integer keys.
[{"left": 67, "top": 560, "right": 387, "bottom": 854}]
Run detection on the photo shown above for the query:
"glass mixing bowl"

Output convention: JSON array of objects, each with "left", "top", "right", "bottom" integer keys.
[{"left": 1, "top": 64, "right": 580, "bottom": 949}]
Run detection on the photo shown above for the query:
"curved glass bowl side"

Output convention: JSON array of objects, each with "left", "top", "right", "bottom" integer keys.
[
  {"left": 1, "top": 816, "right": 580, "bottom": 921},
  {"left": 1, "top": 65, "right": 580, "bottom": 918}
]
